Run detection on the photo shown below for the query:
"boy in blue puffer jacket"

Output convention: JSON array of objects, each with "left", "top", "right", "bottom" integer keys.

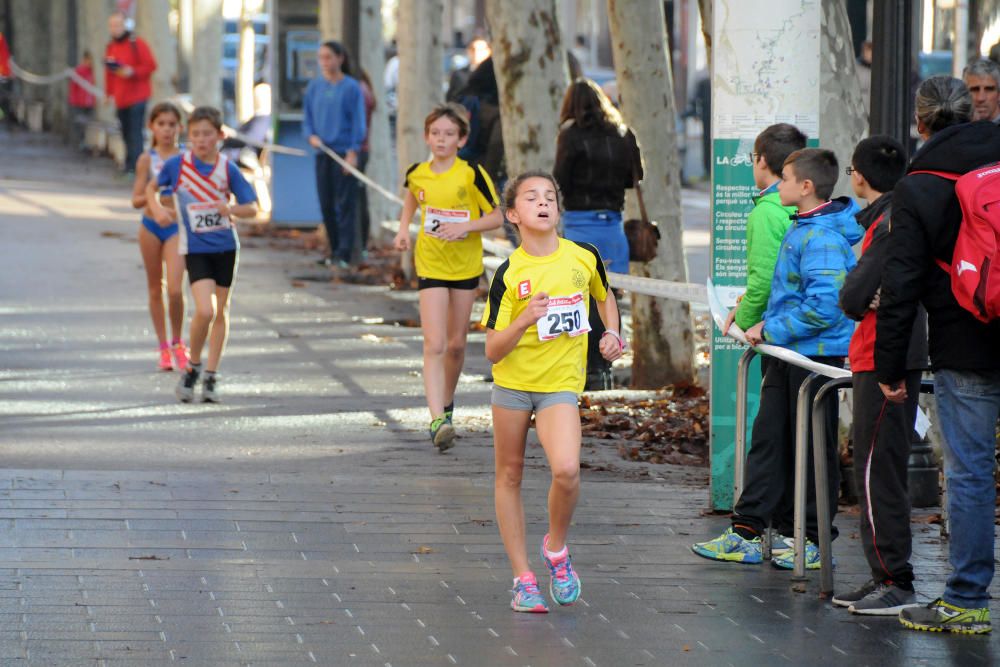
[{"left": 694, "top": 148, "right": 862, "bottom": 569}]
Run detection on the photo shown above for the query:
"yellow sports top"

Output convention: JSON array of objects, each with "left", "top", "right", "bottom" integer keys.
[
  {"left": 481, "top": 238, "right": 609, "bottom": 394},
  {"left": 404, "top": 158, "right": 498, "bottom": 281}
]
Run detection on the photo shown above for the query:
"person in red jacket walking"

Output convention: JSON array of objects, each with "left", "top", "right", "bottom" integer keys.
[{"left": 104, "top": 11, "right": 157, "bottom": 173}]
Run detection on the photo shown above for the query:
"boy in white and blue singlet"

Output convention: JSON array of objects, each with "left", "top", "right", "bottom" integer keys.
[{"left": 146, "top": 106, "right": 257, "bottom": 403}]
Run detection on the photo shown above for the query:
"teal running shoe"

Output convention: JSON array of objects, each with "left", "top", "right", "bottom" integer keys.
[
  {"left": 511, "top": 573, "right": 549, "bottom": 613},
  {"left": 541, "top": 535, "right": 581, "bottom": 605},
  {"left": 429, "top": 415, "right": 455, "bottom": 452},
  {"left": 691, "top": 527, "right": 762, "bottom": 564},
  {"left": 900, "top": 598, "right": 991, "bottom": 634},
  {"left": 771, "top": 540, "right": 834, "bottom": 570}
]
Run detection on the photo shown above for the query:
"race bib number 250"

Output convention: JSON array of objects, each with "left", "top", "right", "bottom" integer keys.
[{"left": 537, "top": 293, "right": 591, "bottom": 341}]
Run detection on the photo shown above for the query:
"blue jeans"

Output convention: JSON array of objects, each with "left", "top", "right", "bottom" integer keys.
[
  {"left": 117, "top": 101, "right": 146, "bottom": 172},
  {"left": 934, "top": 368, "right": 1000, "bottom": 608},
  {"left": 315, "top": 152, "right": 359, "bottom": 263},
  {"left": 561, "top": 209, "right": 629, "bottom": 274}
]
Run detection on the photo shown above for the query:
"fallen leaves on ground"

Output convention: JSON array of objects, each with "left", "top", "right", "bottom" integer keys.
[{"left": 579, "top": 383, "right": 709, "bottom": 467}]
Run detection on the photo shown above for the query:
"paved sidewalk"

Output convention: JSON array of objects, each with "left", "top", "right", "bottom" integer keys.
[{"left": 0, "top": 129, "right": 997, "bottom": 665}]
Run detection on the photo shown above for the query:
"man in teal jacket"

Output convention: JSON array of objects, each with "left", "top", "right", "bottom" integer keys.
[{"left": 724, "top": 123, "right": 807, "bottom": 333}]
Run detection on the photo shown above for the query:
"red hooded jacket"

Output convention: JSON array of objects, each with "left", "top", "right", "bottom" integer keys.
[
  {"left": 0, "top": 33, "right": 11, "bottom": 78},
  {"left": 104, "top": 33, "right": 156, "bottom": 109}
]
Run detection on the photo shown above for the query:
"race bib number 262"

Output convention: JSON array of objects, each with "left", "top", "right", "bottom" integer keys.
[
  {"left": 187, "top": 201, "right": 230, "bottom": 234},
  {"left": 536, "top": 293, "right": 590, "bottom": 341}
]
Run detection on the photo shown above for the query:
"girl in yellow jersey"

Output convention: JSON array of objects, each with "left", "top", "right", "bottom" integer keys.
[
  {"left": 393, "top": 104, "right": 502, "bottom": 451},
  {"left": 481, "top": 171, "right": 624, "bottom": 613}
]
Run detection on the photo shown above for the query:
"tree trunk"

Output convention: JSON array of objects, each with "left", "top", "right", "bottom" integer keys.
[
  {"left": 177, "top": 0, "right": 195, "bottom": 92},
  {"left": 11, "top": 0, "right": 49, "bottom": 104},
  {"left": 607, "top": 0, "right": 694, "bottom": 387},
  {"left": 135, "top": 0, "right": 177, "bottom": 105},
  {"left": 396, "top": 0, "right": 443, "bottom": 277},
  {"left": 820, "top": 0, "right": 867, "bottom": 198},
  {"left": 47, "top": 1, "right": 69, "bottom": 133},
  {"left": 78, "top": 0, "right": 115, "bottom": 122},
  {"left": 697, "top": 0, "right": 712, "bottom": 68},
  {"left": 358, "top": 0, "right": 395, "bottom": 242},
  {"left": 485, "top": 0, "right": 568, "bottom": 178},
  {"left": 395, "top": 0, "right": 443, "bottom": 173},
  {"left": 191, "top": 0, "right": 223, "bottom": 109}
]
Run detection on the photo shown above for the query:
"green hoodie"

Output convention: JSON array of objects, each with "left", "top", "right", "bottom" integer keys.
[{"left": 733, "top": 188, "right": 796, "bottom": 330}]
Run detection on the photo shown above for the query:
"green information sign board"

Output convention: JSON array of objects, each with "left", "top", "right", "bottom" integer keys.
[
  {"left": 709, "top": 2, "right": 821, "bottom": 510},
  {"left": 709, "top": 139, "right": 761, "bottom": 510}
]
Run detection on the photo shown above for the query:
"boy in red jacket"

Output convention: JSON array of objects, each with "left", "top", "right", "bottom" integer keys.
[{"left": 835, "top": 136, "right": 925, "bottom": 615}]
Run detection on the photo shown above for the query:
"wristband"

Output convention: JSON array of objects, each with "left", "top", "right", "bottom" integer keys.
[{"left": 602, "top": 329, "right": 626, "bottom": 351}]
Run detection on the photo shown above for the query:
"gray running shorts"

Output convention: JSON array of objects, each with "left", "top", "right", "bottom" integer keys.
[{"left": 491, "top": 385, "right": 578, "bottom": 412}]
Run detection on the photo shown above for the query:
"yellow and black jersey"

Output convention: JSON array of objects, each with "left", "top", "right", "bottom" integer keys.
[
  {"left": 404, "top": 158, "right": 498, "bottom": 281},
  {"left": 481, "top": 238, "right": 609, "bottom": 393}
]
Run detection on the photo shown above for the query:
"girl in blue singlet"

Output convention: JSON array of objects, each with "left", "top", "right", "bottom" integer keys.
[{"left": 130, "top": 101, "right": 188, "bottom": 372}]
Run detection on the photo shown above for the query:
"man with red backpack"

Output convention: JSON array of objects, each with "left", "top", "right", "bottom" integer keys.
[{"left": 876, "top": 75, "right": 1000, "bottom": 635}]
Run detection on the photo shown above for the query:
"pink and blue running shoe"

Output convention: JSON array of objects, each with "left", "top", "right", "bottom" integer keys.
[
  {"left": 541, "top": 534, "right": 581, "bottom": 605},
  {"left": 511, "top": 573, "right": 549, "bottom": 613}
]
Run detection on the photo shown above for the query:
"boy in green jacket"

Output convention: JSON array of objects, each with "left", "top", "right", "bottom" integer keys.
[{"left": 724, "top": 123, "right": 807, "bottom": 333}]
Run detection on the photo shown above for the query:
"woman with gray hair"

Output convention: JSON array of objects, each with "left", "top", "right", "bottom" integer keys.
[{"left": 874, "top": 75, "right": 1000, "bottom": 634}]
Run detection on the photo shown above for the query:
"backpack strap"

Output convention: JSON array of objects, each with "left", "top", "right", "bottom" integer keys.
[{"left": 909, "top": 170, "right": 961, "bottom": 272}]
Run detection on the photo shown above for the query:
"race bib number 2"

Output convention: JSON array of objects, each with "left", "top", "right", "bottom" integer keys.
[
  {"left": 187, "top": 201, "right": 230, "bottom": 234},
  {"left": 537, "top": 293, "right": 591, "bottom": 341},
  {"left": 424, "top": 207, "right": 469, "bottom": 239}
]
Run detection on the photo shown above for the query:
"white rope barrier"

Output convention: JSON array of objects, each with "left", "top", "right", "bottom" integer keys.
[
  {"left": 1, "top": 66, "right": 746, "bottom": 314},
  {"left": 9, "top": 59, "right": 107, "bottom": 100}
]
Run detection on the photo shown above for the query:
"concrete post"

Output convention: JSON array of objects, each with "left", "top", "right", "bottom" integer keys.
[
  {"left": 78, "top": 0, "right": 115, "bottom": 122},
  {"left": 358, "top": 0, "right": 395, "bottom": 241}
]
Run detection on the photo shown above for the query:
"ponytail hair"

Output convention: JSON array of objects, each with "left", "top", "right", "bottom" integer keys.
[
  {"left": 147, "top": 101, "right": 183, "bottom": 149},
  {"left": 321, "top": 40, "right": 353, "bottom": 77},
  {"left": 915, "top": 75, "right": 973, "bottom": 134}
]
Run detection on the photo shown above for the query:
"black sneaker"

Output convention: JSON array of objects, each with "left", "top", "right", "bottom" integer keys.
[
  {"left": 175, "top": 366, "right": 200, "bottom": 403},
  {"left": 849, "top": 583, "right": 918, "bottom": 616},
  {"left": 832, "top": 579, "right": 877, "bottom": 608},
  {"left": 202, "top": 374, "right": 219, "bottom": 403}
]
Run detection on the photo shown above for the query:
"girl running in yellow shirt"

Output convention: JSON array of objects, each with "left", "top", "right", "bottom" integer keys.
[
  {"left": 481, "top": 171, "right": 624, "bottom": 613},
  {"left": 393, "top": 103, "right": 502, "bottom": 451}
]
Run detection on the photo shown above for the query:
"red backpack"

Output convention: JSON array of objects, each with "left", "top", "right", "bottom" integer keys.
[{"left": 911, "top": 165, "right": 1000, "bottom": 322}]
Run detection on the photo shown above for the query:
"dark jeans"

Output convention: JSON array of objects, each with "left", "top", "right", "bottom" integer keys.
[
  {"left": 851, "top": 370, "right": 920, "bottom": 587},
  {"left": 315, "top": 152, "right": 359, "bottom": 263},
  {"left": 934, "top": 368, "right": 1000, "bottom": 609},
  {"left": 733, "top": 356, "right": 843, "bottom": 544},
  {"left": 117, "top": 100, "right": 146, "bottom": 172}
]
